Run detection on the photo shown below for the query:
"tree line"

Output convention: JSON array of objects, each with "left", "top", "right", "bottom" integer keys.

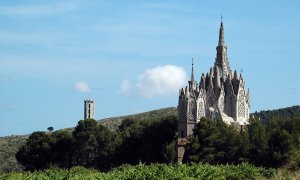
[
  {"left": 16, "top": 115, "right": 177, "bottom": 171},
  {"left": 184, "top": 117, "right": 299, "bottom": 169},
  {"left": 16, "top": 115, "right": 299, "bottom": 171}
]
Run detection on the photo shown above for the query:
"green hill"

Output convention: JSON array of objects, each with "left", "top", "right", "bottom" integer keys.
[
  {"left": 0, "top": 135, "right": 28, "bottom": 172},
  {"left": 98, "top": 107, "right": 177, "bottom": 130},
  {"left": 252, "top": 105, "right": 300, "bottom": 122},
  {"left": 0, "top": 105, "right": 299, "bottom": 173},
  {"left": 0, "top": 107, "right": 176, "bottom": 173}
]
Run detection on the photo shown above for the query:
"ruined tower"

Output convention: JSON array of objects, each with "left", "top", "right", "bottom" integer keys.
[{"left": 84, "top": 99, "right": 95, "bottom": 120}]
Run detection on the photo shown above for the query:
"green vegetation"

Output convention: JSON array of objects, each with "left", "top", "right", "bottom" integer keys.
[
  {"left": 0, "top": 105, "right": 299, "bottom": 174},
  {"left": 15, "top": 115, "right": 299, "bottom": 172},
  {"left": 185, "top": 116, "right": 300, "bottom": 169},
  {"left": 253, "top": 105, "right": 300, "bottom": 123},
  {"left": 16, "top": 115, "right": 177, "bottom": 171},
  {"left": 0, "top": 107, "right": 176, "bottom": 173},
  {"left": 1, "top": 163, "right": 276, "bottom": 179},
  {"left": 0, "top": 135, "right": 27, "bottom": 173},
  {"left": 98, "top": 107, "right": 176, "bottom": 130}
]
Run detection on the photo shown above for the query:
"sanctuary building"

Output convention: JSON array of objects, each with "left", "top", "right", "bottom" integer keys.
[{"left": 177, "top": 21, "right": 250, "bottom": 162}]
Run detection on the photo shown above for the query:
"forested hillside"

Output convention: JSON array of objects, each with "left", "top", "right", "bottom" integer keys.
[
  {"left": 252, "top": 105, "right": 300, "bottom": 123},
  {"left": 0, "top": 107, "right": 176, "bottom": 173},
  {"left": 0, "top": 105, "right": 299, "bottom": 173},
  {"left": 0, "top": 135, "right": 28, "bottom": 172}
]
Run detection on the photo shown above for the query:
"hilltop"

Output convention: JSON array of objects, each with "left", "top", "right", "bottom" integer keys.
[
  {"left": 98, "top": 107, "right": 177, "bottom": 130},
  {"left": 0, "top": 105, "right": 299, "bottom": 173},
  {"left": 253, "top": 105, "right": 300, "bottom": 123}
]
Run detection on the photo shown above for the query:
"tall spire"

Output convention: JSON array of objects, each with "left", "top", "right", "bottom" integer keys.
[
  {"left": 218, "top": 16, "right": 225, "bottom": 46},
  {"left": 189, "top": 58, "right": 197, "bottom": 91},
  {"left": 191, "top": 58, "right": 195, "bottom": 81},
  {"left": 215, "top": 17, "right": 230, "bottom": 78}
]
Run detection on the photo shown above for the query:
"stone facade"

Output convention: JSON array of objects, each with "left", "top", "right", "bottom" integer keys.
[
  {"left": 177, "top": 21, "right": 250, "bottom": 163},
  {"left": 84, "top": 99, "right": 95, "bottom": 120}
]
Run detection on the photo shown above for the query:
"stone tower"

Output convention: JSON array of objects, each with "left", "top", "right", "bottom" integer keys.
[
  {"left": 177, "top": 20, "right": 250, "bottom": 163},
  {"left": 84, "top": 99, "right": 95, "bottom": 120}
]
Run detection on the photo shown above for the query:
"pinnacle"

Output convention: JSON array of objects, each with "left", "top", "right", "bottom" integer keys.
[{"left": 218, "top": 21, "right": 225, "bottom": 46}]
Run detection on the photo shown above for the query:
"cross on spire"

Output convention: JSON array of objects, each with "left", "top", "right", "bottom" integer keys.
[
  {"left": 192, "top": 58, "right": 194, "bottom": 66},
  {"left": 218, "top": 17, "right": 225, "bottom": 46},
  {"left": 191, "top": 58, "right": 195, "bottom": 81},
  {"left": 215, "top": 17, "right": 230, "bottom": 77}
]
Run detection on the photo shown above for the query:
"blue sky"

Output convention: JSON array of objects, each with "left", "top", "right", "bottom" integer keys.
[{"left": 0, "top": 0, "right": 299, "bottom": 136}]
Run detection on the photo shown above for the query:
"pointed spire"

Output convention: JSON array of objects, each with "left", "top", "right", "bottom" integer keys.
[
  {"left": 210, "top": 67, "right": 213, "bottom": 76},
  {"left": 240, "top": 73, "right": 243, "bottom": 82},
  {"left": 188, "top": 58, "right": 197, "bottom": 91},
  {"left": 185, "top": 86, "right": 189, "bottom": 97},
  {"left": 228, "top": 69, "right": 233, "bottom": 80},
  {"left": 200, "top": 73, "right": 205, "bottom": 90},
  {"left": 234, "top": 70, "right": 239, "bottom": 80},
  {"left": 215, "top": 17, "right": 230, "bottom": 78},
  {"left": 218, "top": 17, "right": 225, "bottom": 46},
  {"left": 214, "top": 66, "right": 220, "bottom": 88},
  {"left": 191, "top": 58, "right": 195, "bottom": 81},
  {"left": 180, "top": 88, "right": 185, "bottom": 96}
]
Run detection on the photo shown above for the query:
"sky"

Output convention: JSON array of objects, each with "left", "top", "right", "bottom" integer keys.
[{"left": 0, "top": 0, "right": 299, "bottom": 136}]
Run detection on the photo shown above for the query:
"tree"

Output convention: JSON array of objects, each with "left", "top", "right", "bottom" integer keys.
[
  {"left": 247, "top": 117, "right": 268, "bottom": 166},
  {"left": 186, "top": 118, "right": 249, "bottom": 164},
  {"left": 267, "top": 129, "right": 293, "bottom": 167},
  {"left": 94, "top": 125, "right": 121, "bottom": 170},
  {"left": 16, "top": 132, "right": 51, "bottom": 171},
  {"left": 185, "top": 118, "right": 222, "bottom": 164},
  {"left": 163, "top": 141, "right": 177, "bottom": 163},
  {"left": 73, "top": 119, "right": 99, "bottom": 167},
  {"left": 47, "top": 127, "right": 54, "bottom": 132},
  {"left": 114, "top": 115, "right": 178, "bottom": 166},
  {"left": 49, "top": 130, "right": 74, "bottom": 168},
  {"left": 114, "top": 118, "right": 149, "bottom": 165},
  {"left": 138, "top": 115, "right": 178, "bottom": 163}
]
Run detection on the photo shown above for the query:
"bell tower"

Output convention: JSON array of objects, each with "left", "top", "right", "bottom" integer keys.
[{"left": 84, "top": 99, "right": 95, "bottom": 120}]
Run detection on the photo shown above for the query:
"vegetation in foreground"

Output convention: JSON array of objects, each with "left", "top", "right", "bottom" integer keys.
[{"left": 1, "top": 163, "right": 276, "bottom": 180}]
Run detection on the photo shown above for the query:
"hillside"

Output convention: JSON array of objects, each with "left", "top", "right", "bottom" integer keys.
[
  {"left": 0, "top": 105, "right": 299, "bottom": 173},
  {"left": 0, "top": 107, "right": 176, "bottom": 173},
  {"left": 98, "top": 107, "right": 177, "bottom": 130},
  {"left": 0, "top": 135, "right": 28, "bottom": 172},
  {"left": 252, "top": 105, "right": 300, "bottom": 122}
]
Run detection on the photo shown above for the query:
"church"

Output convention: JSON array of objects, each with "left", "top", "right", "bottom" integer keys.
[{"left": 177, "top": 20, "right": 250, "bottom": 162}]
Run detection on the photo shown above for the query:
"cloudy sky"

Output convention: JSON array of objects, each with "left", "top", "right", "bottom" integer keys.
[{"left": 1, "top": 0, "right": 299, "bottom": 136}]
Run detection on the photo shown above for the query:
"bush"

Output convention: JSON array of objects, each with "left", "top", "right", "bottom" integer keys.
[{"left": 2, "top": 163, "right": 275, "bottom": 179}]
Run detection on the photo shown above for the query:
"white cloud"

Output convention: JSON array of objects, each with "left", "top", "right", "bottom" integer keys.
[
  {"left": 121, "top": 65, "right": 187, "bottom": 98},
  {"left": 120, "top": 79, "right": 132, "bottom": 95},
  {"left": 75, "top": 81, "right": 90, "bottom": 93}
]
